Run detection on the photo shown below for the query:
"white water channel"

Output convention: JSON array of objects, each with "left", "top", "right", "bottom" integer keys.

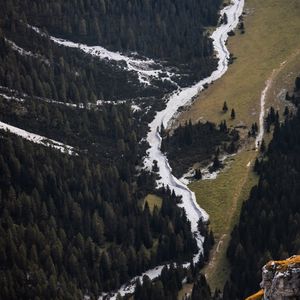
[
  {"left": 145, "top": 0, "right": 245, "bottom": 262},
  {"left": 25, "top": 2, "right": 245, "bottom": 298},
  {"left": 28, "top": 25, "right": 177, "bottom": 86},
  {"left": 101, "top": 0, "right": 245, "bottom": 298}
]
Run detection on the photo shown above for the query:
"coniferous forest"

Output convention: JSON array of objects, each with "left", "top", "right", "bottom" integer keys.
[
  {"left": 0, "top": 128, "right": 201, "bottom": 299},
  {"left": 4, "top": 0, "right": 300, "bottom": 299},
  {"left": 161, "top": 120, "right": 239, "bottom": 177},
  {"left": 9, "top": 0, "right": 221, "bottom": 61},
  {"left": 1, "top": 0, "right": 222, "bottom": 84},
  {"left": 0, "top": 0, "right": 224, "bottom": 299},
  {"left": 223, "top": 77, "right": 300, "bottom": 299}
]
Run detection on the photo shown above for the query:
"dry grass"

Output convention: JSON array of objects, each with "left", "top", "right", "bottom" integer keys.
[
  {"left": 144, "top": 194, "right": 162, "bottom": 213},
  {"left": 177, "top": 283, "right": 193, "bottom": 300},
  {"left": 177, "top": 0, "right": 300, "bottom": 295},
  {"left": 178, "top": 0, "right": 300, "bottom": 128},
  {"left": 189, "top": 149, "right": 258, "bottom": 290}
]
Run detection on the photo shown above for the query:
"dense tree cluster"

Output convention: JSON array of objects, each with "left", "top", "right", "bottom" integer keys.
[
  {"left": 0, "top": 97, "right": 146, "bottom": 167},
  {"left": 265, "top": 106, "right": 279, "bottom": 133},
  {"left": 190, "top": 274, "right": 222, "bottom": 300},
  {"left": 2, "top": 0, "right": 222, "bottom": 82},
  {"left": 0, "top": 130, "right": 199, "bottom": 299},
  {"left": 285, "top": 76, "right": 300, "bottom": 106},
  {"left": 161, "top": 120, "right": 239, "bottom": 177},
  {"left": 133, "top": 259, "right": 216, "bottom": 300},
  {"left": 0, "top": 6, "right": 175, "bottom": 107},
  {"left": 0, "top": 1, "right": 229, "bottom": 298},
  {"left": 0, "top": 22, "right": 157, "bottom": 103},
  {"left": 224, "top": 79, "right": 300, "bottom": 299},
  {"left": 134, "top": 265, "right": 187, "bottom": 300}
]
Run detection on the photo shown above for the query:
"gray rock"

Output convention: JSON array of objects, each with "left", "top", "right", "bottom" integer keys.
[{"left": 260, "top": 256, "right": 300, "bottom": 300}]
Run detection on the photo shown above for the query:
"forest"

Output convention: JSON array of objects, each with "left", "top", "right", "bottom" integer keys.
[
  {"left": 2, "top": 0, "right": 222, "bottom": 82},
  {"left": 0, "top": 128, "right": 203, "bottom": 299},
  {"left": 161, "top": 120, "right": 239, "bottom": 178},
  {"left": 0, "top": 0, "right": 225, "bottom": 297},
  {"left": 133, "top": 266, "right": 220, "bottom": 300},
  {"left": 0, "top": 96, "right": 148, "bottom": 166},
  {"left": 223, "top": 77, "right": 300, "bottom": 299},
  {"left": 132, "top": 221, "right": 215, "bottom": 300},
  {"left": 0, "top": 21, "right": 168, "bottom": 104},
  {"left": 0, "top": 0, "right": 264, "bottom": 299}
]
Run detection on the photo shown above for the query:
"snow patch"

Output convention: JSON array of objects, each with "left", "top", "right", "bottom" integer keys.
[
  {"left": 0, "top": 121, "right": 76, "bottom": 155},
  {"left": 255, "top": 77, "right": 273, "bottom": 148},
  {"left": 28, "top": 25, "right": 177, "bottom": 86},
  {"left": 5, "top": 38, "right": 50, "bottom": 65},
  {"left": 131, "top": 104, "right": 141, "bottom": 112},
  {"left": 0, "top": 85, "right": 132, "bottom": 110},
  {"left": 0, "top": 92, "right": 24, "bottom": 103},
  {"left": 179, "top": 154, "right": 233, "bottom": 185}
]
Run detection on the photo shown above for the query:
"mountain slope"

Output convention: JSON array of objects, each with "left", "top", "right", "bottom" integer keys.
[
  {"left": 0, "top": 0, "right": 227, "bottom": 298},
  {"left": 225, "top": 78, "right": 300, "bottom": 299},
  {"left": 2, "top": 0, "right": 222, "bottom": 83}
]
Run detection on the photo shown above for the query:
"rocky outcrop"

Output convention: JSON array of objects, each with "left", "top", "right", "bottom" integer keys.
[
  {"left": 245, "top": 256, "right": 300, "bottom": 300},
  {"left": 261, "top": 256, "right": 300, "bottom": 299}
]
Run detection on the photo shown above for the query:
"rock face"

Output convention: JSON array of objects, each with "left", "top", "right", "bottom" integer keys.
[{"left": 260, "top": 256, "right": 300, "bottom": 300}]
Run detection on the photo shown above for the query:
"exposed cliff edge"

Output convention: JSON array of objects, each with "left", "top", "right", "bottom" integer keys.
[{"left": 246, "top": 256, "right": 300, "bottom": 300}]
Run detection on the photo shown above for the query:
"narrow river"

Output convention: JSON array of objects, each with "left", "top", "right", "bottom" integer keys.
[{"left": 101, "top": 0, "right": 245, "bottom": 298}]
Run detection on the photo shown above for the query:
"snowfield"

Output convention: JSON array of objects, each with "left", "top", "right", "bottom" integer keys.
[
  {"left": 5, "top": 38, "right": 50, "bottom": 65},
  {"left": 0, "top": 85, "right": 140, "bottom": 112},
  {"left": 28, "top": 25, "right": 177, "bottom": 86},
  {"left": 100, "top": 0, "right": 245, "bottom": 298},
  {"left": 179, "top": 154, "right": 235, "bottom": 185},
  {"left": 0, "top": 121, "right": 76, "bottom": 155}
]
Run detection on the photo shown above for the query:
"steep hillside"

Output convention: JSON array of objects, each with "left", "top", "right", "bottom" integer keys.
[
  {"left": 174, "top": 0, "right": 300, "bottom": 292},
  {"left": 0, "top": 126, "right": 200, "bottom": 299},
  {"left": 224, "top": 78, "right": 300, "bottom": 299},
  {"left": 0, "top": 0, "right": 227, "bottom": 298},
  {"left": 2, "top": 0, "right": 222, "bottom": 83}
]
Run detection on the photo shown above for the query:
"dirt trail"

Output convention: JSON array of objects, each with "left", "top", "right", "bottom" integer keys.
[
  {"left": 202, "top": 51, "right": 300, "bottom": 288},
  {"left": 203, "top": 156, "right": 254, "bottom": 279}
]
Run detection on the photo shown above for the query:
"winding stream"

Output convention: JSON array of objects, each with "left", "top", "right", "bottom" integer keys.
[
  {"left": 145, "top": 0, "right": 244, "bottom": 266},
  {"left": 102, "top": 0, "right": 245, "bottom": 298},
  {"left": 26, "top": 2, "right": 245, "bottom": 298}
]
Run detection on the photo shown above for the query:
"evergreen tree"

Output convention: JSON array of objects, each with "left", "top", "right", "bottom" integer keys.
[
  {"left": 231, "top": 108, "right": 236, "bottom": 120},
  {"left": 222, "top": 101, "right": 228, "bottom": 113}
]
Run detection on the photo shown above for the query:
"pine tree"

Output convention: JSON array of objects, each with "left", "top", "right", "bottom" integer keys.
[
  {"left": 295, "top": 76, "right": 300, "bottom": 91},
  {"left": 194, "top": 169, "right": 202, "bottom": 180},
  {"left": 284, "top": 106, "right": 289, "bottom": 116},
  {"left": 260, "top": 139, "right": 266, "bottom": 152},
  {"left": 231, "top": 108, "right": 236, "bottom": 120},
  {"left": 222, "top": 101, "right": 228, "bottom": 113},
  {"left": 191, "top": 274, "right": 212, "bottom": 300}
]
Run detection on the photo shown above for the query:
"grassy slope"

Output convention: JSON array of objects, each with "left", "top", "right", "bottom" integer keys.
[
  {"left": 190, "top": 150, "right": 258, "bottom": 290},
  {"left": 177, "top": 0, "right": 300, "bottom": 294},
  {"left": 179, "top": 0, "right": 300, "bottom": 128},
  {"left": 144, "top": 194, "right": 162, "bottom": 213}
]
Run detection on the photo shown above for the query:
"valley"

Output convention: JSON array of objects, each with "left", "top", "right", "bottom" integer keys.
[
  {"left": 1, "top": 0, "right": 300, "bottom": 299},
  {"left": 176, "top": 0, "right": 300, "bottom": 294}
]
